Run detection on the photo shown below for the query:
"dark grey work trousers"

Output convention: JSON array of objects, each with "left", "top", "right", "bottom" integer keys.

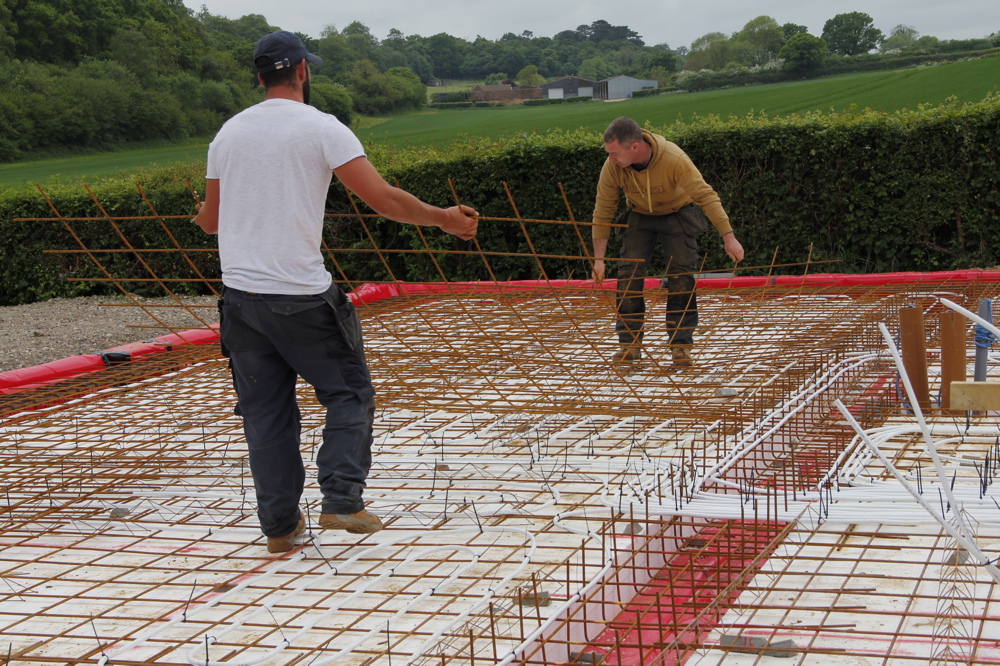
[
  {"left": 220, "top": 285, "right": 376, "bottom": 538},
  {"left": 615, "top": 205, "right": 706, "bottom": 347}
]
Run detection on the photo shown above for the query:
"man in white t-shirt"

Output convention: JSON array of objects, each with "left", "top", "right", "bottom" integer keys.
[{"left": 193, "top": 31, "right": 478, "bottom": 553}]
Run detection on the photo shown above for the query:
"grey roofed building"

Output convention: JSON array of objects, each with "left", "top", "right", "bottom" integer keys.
[
  {"left": 539, "top": 76, "right": 596, "bottom": 100},
  {"left": 596, "top": 75, "right": 658, "bottom": 100}
]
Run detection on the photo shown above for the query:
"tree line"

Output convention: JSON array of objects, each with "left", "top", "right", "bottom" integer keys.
[
  {"left": 682, "top": 13, "right": 998, "bottom": 78},
  {"left": 0, "top": 0, "right": 996, "bottom": 163},
  {"left": 0, "top": 0, "right": 253, "bottom": 161},
  {"left": 0, "top": 2, "right": 677, "bottom": 161}
]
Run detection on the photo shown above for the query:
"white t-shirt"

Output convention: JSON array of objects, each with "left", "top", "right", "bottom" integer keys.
[{"left": 207, "top": 99, "right": 365, "bottom": 294}]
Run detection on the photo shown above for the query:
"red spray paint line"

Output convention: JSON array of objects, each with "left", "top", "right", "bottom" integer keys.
[{"left": 577, "top": 520, "right": 786, "bottom": 665}]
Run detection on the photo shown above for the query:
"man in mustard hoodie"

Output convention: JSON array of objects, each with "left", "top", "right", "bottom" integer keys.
[{"left": 592, "top": 116, "right": 744, "bottom": 367}]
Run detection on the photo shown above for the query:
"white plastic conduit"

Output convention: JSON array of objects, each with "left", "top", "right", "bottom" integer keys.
[{"left": 836, "top": 398, "right": 1000, "bottom": 584}]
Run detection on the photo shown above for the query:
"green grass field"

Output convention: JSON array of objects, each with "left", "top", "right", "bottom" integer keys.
[
  {"left": 366, "top": 57, "right": 1000, "bottom": 148},
  {"left": 2, "top": 56, "right": 998, "bottom": 188},
  {"left": 0, "top": 139, "right": 210, "bottom": 189}
]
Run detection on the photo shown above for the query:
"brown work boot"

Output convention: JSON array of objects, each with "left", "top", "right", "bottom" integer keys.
[
  {"left": 319, "top": 509, "right": 383, "bottom": 534},
  {"left": 266, "top": 514, "right": 306, "bottom": 553},
  {"left": 672, "top": 346, "right": 694, "bottom": 368},
  {"left": 611, "top": 345, "right": 642, "bottom": 364}
]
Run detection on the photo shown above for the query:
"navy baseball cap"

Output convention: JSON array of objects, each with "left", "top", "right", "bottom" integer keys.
[{"left": 253, "top": 31, "right": 323, "bottom": 74}]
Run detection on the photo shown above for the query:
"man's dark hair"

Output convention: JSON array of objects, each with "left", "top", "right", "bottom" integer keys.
[
  {"left": 603, "top": 116, "right": 643, "bottom": 145},
  {"left": 255, "top": 57, "right": 300, "bottom": 88}
]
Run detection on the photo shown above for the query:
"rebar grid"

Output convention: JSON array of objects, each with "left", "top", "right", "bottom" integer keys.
[{"left": 3, "top": 184, "right": 1000, "bottom": 665}]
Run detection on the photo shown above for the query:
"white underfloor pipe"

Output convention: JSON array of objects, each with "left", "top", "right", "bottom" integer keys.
[{"left": 836, "top": 399, "right": 1000, "bottom": 584}]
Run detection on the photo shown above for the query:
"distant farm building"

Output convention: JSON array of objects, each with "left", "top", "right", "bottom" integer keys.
[
  {"left": 540, "top": 76, "right": 596, "bottom": 99},
  {"left": 597, "top": 75, "right": 658, "bottom": 100},
  {"left": 469, "top": 84, "right": 543, "bottom": 103}
]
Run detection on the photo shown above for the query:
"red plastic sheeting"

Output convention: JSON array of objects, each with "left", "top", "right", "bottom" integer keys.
[
  {"left": 0, "top": 325, "right": 220, "bottom": 395},
  {"left": 4, "top": 270, "right": 999, "bottom": 394},
  {"left": 695, "top": 269, "right": 1000, "bottom": 289},
  {"left": 352, "top": 270, "right": 1000, "bottom": 304}
]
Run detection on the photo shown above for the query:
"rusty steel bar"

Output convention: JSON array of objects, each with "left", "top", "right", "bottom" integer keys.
[{"left": 3, "top": 183, "right": 1000, "bottom": 665}]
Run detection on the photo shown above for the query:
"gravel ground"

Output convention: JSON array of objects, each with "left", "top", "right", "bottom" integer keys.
[{"left": 0, "top": 294, "right": 219, "bottom": 374}]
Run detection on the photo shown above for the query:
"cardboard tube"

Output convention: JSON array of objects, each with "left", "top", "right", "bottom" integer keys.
[
  {"left": 939, "top": 310, "right": 967, "bottom": 413},
  {"left": 899, "top": 307, "right": 931, "bottom": 412}
]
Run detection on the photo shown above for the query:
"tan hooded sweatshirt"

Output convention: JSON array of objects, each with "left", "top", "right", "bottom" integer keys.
[{"left": 592, "top": 129, "right": 731, "bottom": 240}]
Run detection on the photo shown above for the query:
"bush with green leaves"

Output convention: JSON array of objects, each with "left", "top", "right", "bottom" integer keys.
[
  {"left": 309, "top": 79, "right": 355, "bottom": 126},
  {"left": 2, "top": 94, "right": 998, "bottom": 304},
  {"left": 340, "top": 61, "right": 426, "bottom": 115},
  {"left": 631, "top": 87, "right": 678, "bottom": 98},
  {"left": 676, "top": 62, "right": 790, "bottom": 91},
  {"left": 779, "top": 33, "right": 827, "bottom": 74},
  {"left": 0, "top": 57, "right": 261, "bottom": 160}
]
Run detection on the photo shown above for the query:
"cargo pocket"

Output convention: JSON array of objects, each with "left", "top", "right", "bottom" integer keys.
[
  {"left": 675, "top": 204, "right": 709, "bottom": 235},
  {"left": 219, "top": 304, "right": 257, "bottom": 353},
  {"left": 326, "top": 307, "right": 373, "bottom": 404},
  {"left": 267, "top": 298, "right": 338, "bottom": 346},
  {"left": 340, "top": 357, "right": 375, "bottom": 404},
  {"left": 317, "top": 287, "right": 371, "bottom": 401},
  {"left": 332, "top": 300, "right": 362, "bottom": 352}
]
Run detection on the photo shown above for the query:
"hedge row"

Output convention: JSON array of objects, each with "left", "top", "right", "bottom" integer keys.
[
  {"left": 819, "top": 48, "right": 1000, "bottom": 77},
  {"left": 674, "top": 49, "right": 1000, "bottom": 93},
  {"left": 430, "top": 92, "right": 470, "bottom": 104},
  {"left": 1, "top": 94, "right": 998, "bottom": 304},
  {"left": 428, "top": 101, "right": 502, "bottom": 109},
  {"left": 632, "top": 87, "right": 680, "bottom": 98},
  {"left": 522, "top": 96, "right": 594, "bottom": 106}
]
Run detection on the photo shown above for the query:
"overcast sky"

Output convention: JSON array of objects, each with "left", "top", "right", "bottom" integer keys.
[{"left": 182, "top": 0, "right": 999, "bottom": 48}]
